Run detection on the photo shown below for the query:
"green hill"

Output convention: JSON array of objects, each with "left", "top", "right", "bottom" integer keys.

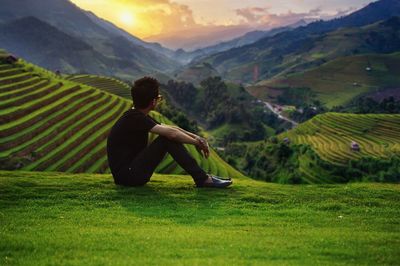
[
  {"left": 66, "top": 74, "right": 131, "bottom": 99},
  {"left": 1, "top": 170, "right": 399, "bottom": 265},
  {"left": 174, "top": 62, "right": 220, "bottom": 86},
  {"left": 280, "top": 113, "right": 400, "bottom": 165},
  {"left": 250, "top": 53, "right": 400, "bottom": 107},
  {"left": 220, "top": 112, "right": 399, "bottom": 183},
  {"left": 0, "top": 52, "right": 243, "bottom": 178}
]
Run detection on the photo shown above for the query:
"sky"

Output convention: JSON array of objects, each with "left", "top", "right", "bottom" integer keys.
[{"left": 70, "top": 0, "right": 375, "bottom": 44}]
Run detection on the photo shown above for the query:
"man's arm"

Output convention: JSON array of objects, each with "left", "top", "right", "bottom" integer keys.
[
  {"left": 171, "top": 125, "right": 210, "bottom": 158},
  {"left": 168, "top": 125, "right": 202, "bottom": 140},
  {"left": 150, "top": 124, "right": 210, "bottom": 158},
  {"left": 150, "top": 124, "right": 200, "bottom": 146}
]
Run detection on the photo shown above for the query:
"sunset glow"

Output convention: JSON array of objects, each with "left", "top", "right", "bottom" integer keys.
[
  {"left": 70, "top": 0, "right": 374, "bottom": 43},
  {"left": 119, "top": 11, "right": 136, "bottom": 26}
]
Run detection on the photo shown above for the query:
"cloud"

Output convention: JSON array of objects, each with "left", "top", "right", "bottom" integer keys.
[
  {"left": 235, "top": 6, "right": 357, "bottom": 29},
  {"left": 111, "top": 0, "right": 198, "bottom": 36}
]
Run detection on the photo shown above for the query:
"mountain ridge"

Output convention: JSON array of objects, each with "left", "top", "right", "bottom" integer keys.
[
  {"left": 195, "top": 0, "right": 400, "bottom": 84},
  {"left": 0, "top": 17, "right": 145, "bottom": 77}
]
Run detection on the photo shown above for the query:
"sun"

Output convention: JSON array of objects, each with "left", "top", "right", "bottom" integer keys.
[{"left": 119, "top": 11, "right": 136, "bottom": 26}]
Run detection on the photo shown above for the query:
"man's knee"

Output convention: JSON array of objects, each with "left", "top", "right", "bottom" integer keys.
[
  {"left": 155, "top": 135, "right": 170, "bottom": 143},
  {"left": 113, "top": 171, "right": 150, "bottom": 187},
  {"left": 155, "top": 135, "right": 182, "bottom": 147}
]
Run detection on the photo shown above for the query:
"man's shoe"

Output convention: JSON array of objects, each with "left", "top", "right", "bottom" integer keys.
[
  {"left": 196, "top": 175, "right": 232, "bottom": 188},
  {"left": 213, "top": 176, "right": 231, "bottom": 181}
]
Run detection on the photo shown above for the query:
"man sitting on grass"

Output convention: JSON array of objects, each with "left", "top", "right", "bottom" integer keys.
[{"left": 107, "top": 77, "right": 232, "bottom": 188}]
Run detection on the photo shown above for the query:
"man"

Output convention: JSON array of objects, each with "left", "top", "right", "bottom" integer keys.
[{"left": 107, "top": 77, "right": 232, "bottom": 188}]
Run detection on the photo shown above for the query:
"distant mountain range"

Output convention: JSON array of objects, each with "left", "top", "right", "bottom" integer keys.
[
  {"left": 144, "top": 24, "right": 254, "bottom": 51},
  {"left": 174, "top": 20, "right": 309, "bottom": 65},
  {"left": 193, "top": 0, "right": 400, "bottom": 84}
]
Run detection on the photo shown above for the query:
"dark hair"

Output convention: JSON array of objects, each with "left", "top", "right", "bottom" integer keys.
[{"left": 131, "top": 76, "right": 159, "bottom": 108}]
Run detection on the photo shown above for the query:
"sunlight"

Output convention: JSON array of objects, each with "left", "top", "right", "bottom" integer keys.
[{"left": 119, "top": 11, "right": 136, "bottom": 26}]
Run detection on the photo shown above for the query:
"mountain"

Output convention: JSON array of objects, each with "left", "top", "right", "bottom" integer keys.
[
  {"left": 196, "top": 0, "right": 400, "bottom": 84},
  {"left": 249, "top": 52, "right": 400, "bottom": 108},
  {"left": 173, "top": 63, "right": 220, "bottom": 86},
  {"left": 0, "top": 51, "right": 243, "bottom": 178},
  {"left": 144, "top": 24, "right": 253, "bottom": 51},
  {"left": 300, "top": 0, "right": 400, "bottom": 33},
  {"left": 173, "top": 20, "right": 310, "bottom": 65},
  {"left": 83, "top": 11, "right": 176, "bottom": 59},
  {"left": 0, "top": 17, "right": 146, "bottom": 76},
  {"left": 0, "top": 0, "right": 180, "bottom": 78}
]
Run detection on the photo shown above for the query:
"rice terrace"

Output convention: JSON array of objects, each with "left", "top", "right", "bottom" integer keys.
[
  {"left": 280, "top": 113, "right": 400, "bottom": 164},
  {"left": 1, "top": 0, "right": 400, "bottom": 265}
]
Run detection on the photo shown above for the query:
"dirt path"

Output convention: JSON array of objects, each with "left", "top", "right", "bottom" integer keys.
[{"left": 263, "top": 101, "right": 298, "bottom": 127}]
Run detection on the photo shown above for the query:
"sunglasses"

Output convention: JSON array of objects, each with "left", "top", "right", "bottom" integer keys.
[{"left": 155, "top": 94, "right": 163, "bottom": 102}]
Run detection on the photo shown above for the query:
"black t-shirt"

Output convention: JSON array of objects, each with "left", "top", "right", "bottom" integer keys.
[{"left": 107, "top": 108, "right": 159, "bottom": 176}]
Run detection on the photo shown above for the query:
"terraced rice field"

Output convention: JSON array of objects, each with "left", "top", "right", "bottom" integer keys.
[
  {"left": 280, "top": 113, "right": 400, "bottom": 165},
  {"left": 0, "top": 54, "right": 243, "bottom": 178},
  {"left": 66, "top": 74, "right": 131, "bottom": 99}
]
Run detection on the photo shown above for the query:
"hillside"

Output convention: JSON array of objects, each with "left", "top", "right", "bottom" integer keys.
[
  {"left": 161, "top": 78, "right": 288, "bottom": 145},
  {"left": 1, "top": 170, "right": 399, "bottom": 265},
  {"left": 173, "top": 63, "right": 220, "bottom": 86},
  {"left": 0, "top": 51, "right": 243, "bottom": 178},
  {"left": 219, "top": 112, "right": 400, "bottom": 183},
  {"left": 219, "top": 112, "right": 400, "bottom": 184},
  {"left": 0, "top": 17, "right": 144, "bottom": 77},
  {"left": 249, "top": 52, "right": 400, "bottom": 107},
  {"left": 280, "top": 113, "right": 400, "bottom": 165},
  {"left": 197, "top": 1, "right": 400, "bottom": 84},
  {"left": 66, "top": 74, "right": 132, "bottom": 99}
]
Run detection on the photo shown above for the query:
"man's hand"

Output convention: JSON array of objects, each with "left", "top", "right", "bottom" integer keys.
[
  {"left": 158, "top": 124, "right": 210, "bottom": 157},
  {"left": 195, "top": 136, "right": 210, "bottom": 158}
]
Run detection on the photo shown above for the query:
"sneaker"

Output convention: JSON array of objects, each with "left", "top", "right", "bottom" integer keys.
[{"left": 196, "top": 175, "right": 232, "bottom": 188}]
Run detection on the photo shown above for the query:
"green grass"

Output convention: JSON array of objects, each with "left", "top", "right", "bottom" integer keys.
[{"left": 0, "top": 170, "right": 399, "bottom": 265}]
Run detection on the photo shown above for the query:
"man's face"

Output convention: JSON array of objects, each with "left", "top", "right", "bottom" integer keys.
[{"left": 150, "top": 94, "right": 163, "bottom": 110}]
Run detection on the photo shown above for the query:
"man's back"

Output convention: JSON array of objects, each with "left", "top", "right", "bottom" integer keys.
[{"left": 106, "top": 108, "right": 158, "bottom": 176}]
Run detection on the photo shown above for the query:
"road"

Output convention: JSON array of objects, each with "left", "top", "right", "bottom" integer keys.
[{"left": 263, "top": 101, "right": 298, "bottom": 127}]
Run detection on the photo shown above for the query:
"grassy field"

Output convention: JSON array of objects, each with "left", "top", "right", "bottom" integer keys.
[
  {"left": 0, "top": 170, "right": 399, "bottom": 265},
  {"left": 249, "top": 53, "right": 400, "bottom": 108},
  {"left": 279, "top": 113, "right": 400, "bottom": 166}
]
